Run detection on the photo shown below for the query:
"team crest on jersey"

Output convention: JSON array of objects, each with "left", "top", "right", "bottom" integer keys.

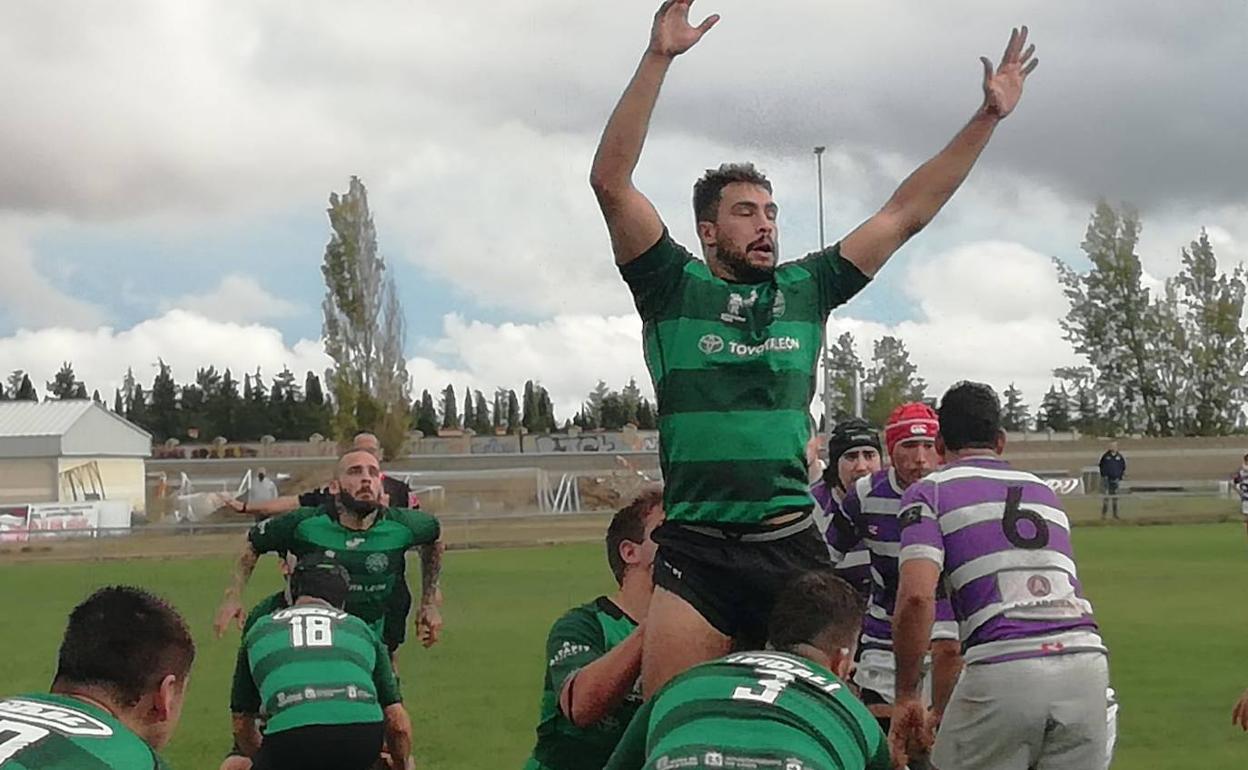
[
  {"left": 720, "top": 290, "right": 758, "bottom": 323},
  {"left": 899, "top": 506, "right": 923, "bottom": 528},
  {"left": 1027, "top": 574, "right": 1052, "bottom": 597},
  {"left": 365, "top": 552, "right": 389, "bottom": 574},
  {"left": 772, "top": 289, "right": 786, "bottom": 318}
]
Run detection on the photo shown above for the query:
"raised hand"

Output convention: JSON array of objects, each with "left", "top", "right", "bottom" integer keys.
[
  {"left": 648, "top": 0, "right": 719, "bottom": 59},
  {"left": 214, "top": 595, "right": 244, "bottom": 638},
  {"left": 980, "top": 26, "right": 1039, "bottom": 120}
]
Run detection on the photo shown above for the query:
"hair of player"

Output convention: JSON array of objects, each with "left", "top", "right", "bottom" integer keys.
[
  {"left": 767, "top": 570, "right": 863, "bottom": 653},
  {"left": 52, "top": 586, "right": 195, "bottom": 708},
  {"left": 605, "top": 485, "right": 663, "bottom": 585},
  {"left": 693, "top": 162, "right": 773, "bottom": 224},
  {"left": 336, "top": 448, "right": 379, "bottom": 476},
  {"left": 938, "top": 380, "right": 1003, "bottom": 451}
]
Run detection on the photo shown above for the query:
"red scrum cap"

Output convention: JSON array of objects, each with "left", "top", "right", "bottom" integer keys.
[{"left": 884, "top": 402, "right": 939, "bottom": 457}]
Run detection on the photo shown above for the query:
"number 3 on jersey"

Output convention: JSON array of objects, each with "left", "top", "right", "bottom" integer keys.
[
  {"left": 732, "top": 670, "right": 796, "bottom": 705},
  {"left": 289, "top": 615, "right": 334, "bottom": 648}
]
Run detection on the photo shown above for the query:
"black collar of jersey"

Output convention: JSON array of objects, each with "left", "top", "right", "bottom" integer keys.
[{"left": 594, "top": 596, "right": 637, "bottom": 625}]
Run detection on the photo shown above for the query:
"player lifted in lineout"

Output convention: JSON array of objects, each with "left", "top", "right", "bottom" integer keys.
[{"left": 591, "top": 0, "right": 1039, "bottom": 695}]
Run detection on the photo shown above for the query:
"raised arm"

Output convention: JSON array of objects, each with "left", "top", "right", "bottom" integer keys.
[
  {"left": 225, "top": 495, "right": 300, "bottom": 518},
  {"left": 590, "top": 0, "right": 719, "bottom": 265},
  {"left": 559, "top": 624, "right": 645, "bottom": 728},
  {"left": 841, "top": 26, "right": 1039, "bottom": 276}
]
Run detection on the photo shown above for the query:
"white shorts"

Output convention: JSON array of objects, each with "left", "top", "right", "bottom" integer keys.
[
  {"left": 1105, "top": 687, "right": 1119, "bottom": 770},
  {"left": 933, "top": 652, "right": 1109, "bottom": 770},
  {"left": 853, "top": 649, "right": 934, "bottom": 707},
  {"left": 1240, "top": 500, "right": 1248, "bottom": 517}
]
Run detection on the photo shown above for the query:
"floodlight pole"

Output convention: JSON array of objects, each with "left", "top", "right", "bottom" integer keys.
[{"left": 815, "top": 146, "right": 830, "bottom": 429}]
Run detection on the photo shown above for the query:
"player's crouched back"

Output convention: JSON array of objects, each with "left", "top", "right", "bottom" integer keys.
[
  {"left": 231, "top": 555, "right": 414, "bottom": 770},
  {"left": 605, "top": 571, "right": 891, "bottom": 770}
]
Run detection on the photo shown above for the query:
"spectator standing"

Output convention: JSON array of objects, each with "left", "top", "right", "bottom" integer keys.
[
  {"left": 1098, "top": 441, "right": 1126, "bottom": 520},
  {"left": 250, "top": 468, "right": 280, "bottom": 505},
  {"left": 1232, "top": 454, "right": 1248, "bottom": 539}
]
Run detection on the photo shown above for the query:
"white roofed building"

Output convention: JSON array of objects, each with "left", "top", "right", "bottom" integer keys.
[{"left": 0, "top": 400, "right": 151, "bottom": 515}]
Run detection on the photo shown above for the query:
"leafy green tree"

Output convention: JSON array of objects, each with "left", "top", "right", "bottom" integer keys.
[
  {"left": 864, "top": 336, "right": 926, "bottom": 426},
  {"left": 47, "top": 362, "right": 83, "bottom": 399},
  {"left": 1000, "top": 383, "right": 1030, "bottom": 432}
]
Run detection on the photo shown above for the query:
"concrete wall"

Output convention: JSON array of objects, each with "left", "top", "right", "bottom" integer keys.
[
  {"left": 59, "top": 457, "right": 147, "bottom": 515},
  {"left": 0, "top": 458, "right": 57, "bottom": 504}
]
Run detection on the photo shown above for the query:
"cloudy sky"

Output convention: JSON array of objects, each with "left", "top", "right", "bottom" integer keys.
[{"left": 1, "top": 0, "right": 1245, "bottom": 421}]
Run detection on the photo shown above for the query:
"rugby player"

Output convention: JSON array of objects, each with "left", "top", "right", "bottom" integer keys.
[
  {"left": 834, "top": 403, "right": 961, "bottom": 748},
  {"left": 213, "top": 449, "right": 443, "bottom": 652},
  {"left": 0, "top": 586, "right": 194, "bottom": 769},
  {"left": 810, "top": 417, "right": 883, "bottom": 602},
  {"left": 604, "top": 571, "right": 890, "bottom": 770},
  {"left": 231, "top": 556, "right": 412, "bottom": 770},
  {"left": 523, "top": 487, "right": 664, "bottom": 770},
  {"left": 892, "top": 381, "right": 1109, "bottom": 769},
  {"left": 591, "top": 0, "right": 1039, "bottom": 695},
  {"left": 225, "top": 432, "right": 433, "bottom": 655}
]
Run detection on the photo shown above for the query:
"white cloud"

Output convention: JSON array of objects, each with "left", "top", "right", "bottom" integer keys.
[
  {"left": 159, "top": 274, "right": 298, "bottom": 322},
  {"left": 0, "top": 310, "right": 329, "bottom": 401}
]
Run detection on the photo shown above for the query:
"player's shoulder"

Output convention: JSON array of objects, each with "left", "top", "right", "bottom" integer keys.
[
  {"left": 383, "top": 506, "right": 440, "bottom": 538},
  {"left": 0, "top": 693, "right": 158, "bottom": 767},
  {"left": 243, "top": 592, "right": 289, "bottom": 631},
  {"left": 860, "top": 468, "right": 895, "bottom": 498},
  {"left": 548, "top": 598, "right": 610, "bottom": 641},
  {"left": 621, "top": 229, "right": 698, "bottom": 274}
]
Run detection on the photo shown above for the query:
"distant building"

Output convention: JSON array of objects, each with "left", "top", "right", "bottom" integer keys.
[{"left": 0, "top": 401, "right": 151, "bottom": 515}]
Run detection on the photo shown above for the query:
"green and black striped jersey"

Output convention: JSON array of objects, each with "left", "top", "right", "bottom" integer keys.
[
  {"left": 234, "top": 604, "right": 400, "bottom": 735},
  {"left": 605, "top": 651, "right": 889, "bottom": 770},
  {"left": 0, "top": 693, "right": 169, "bottom": 769},
  {"left": 620, "top": 232, "right": 869, "bottom": 525},
  {"left": 523, "top": 597, "right": 641, "bottom": 770}
]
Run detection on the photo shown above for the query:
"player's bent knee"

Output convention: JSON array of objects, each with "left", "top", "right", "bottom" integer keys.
[{"left": 219, "top": 758, "right": 252, "bottom": 770}]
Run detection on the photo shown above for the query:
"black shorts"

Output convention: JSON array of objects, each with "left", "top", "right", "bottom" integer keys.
[
  {"left": 383, "top": 577, "right": 412, "bottom": 652},
  {"left": 652, "top": 516, "right": 831, "bottom": 648},
  {"left": 252, "top": 722, "right": 384, "bottom": 770}
]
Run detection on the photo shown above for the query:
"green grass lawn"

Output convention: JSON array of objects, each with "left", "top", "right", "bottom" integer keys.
[{"left": 2, "top": 524, "right": 1246, "bottom": 769}]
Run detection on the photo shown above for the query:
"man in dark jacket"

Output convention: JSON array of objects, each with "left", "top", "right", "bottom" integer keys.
[{"left": 1099, "top": 441, "right": 1126, "bottom": 520}]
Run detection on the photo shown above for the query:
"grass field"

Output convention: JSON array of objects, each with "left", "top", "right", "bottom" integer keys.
[{"left": 2, "top": 523, "right": 1247, "bottom": 769}]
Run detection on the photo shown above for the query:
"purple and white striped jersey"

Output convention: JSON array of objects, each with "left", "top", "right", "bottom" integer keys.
[
  {"left": 898, "top": 456, "right": 1106, "bottom": 666},
  {"left": 839, "top": 468, "right": 958, "bottom": 654},
  {"left": 811, "top": 478, "right": 873, "bottom": 602}
]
